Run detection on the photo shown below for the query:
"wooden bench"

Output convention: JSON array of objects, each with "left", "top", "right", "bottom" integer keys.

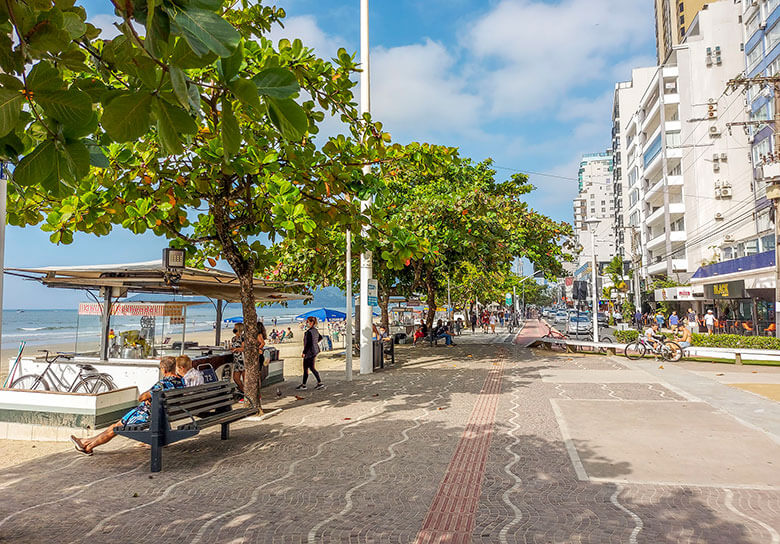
[{"left": 116, "top": 381, "right": 257, "bottom": 472}]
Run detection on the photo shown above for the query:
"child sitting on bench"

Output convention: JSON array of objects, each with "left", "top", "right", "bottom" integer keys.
[{"left": 176, "top": 354, "right": 204, "bottom": 386}]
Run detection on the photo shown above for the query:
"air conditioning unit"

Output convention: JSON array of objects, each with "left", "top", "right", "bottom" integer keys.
[
  {"left": 715, "top": 212, "right": 724, "bottom": 220},
  {"left": 713, "top": 163, "right": 721, "bottom": 172},
  {"left": 715, "top": 186, "right": 722, "bottom": 197},
  {"left": 720, "top": 152, "right": 728, "bottom": 160},
  {"left": 709, "top": 127, "right": 721, "bottom": 136},
  {"left": 706, "top": 56, "right": 713, "bottom": 66},
  {"left": 724, "top": 234, "right": 735, "bottom": 242},
  {"left": 760, "top": 22, "right": 767, "bottom": 30},
  {"left": 720, "top": 187, "right": 733, "bottom": 197},
  {"left": 713, "top": 153, "right": 720, "bottom": 161}
]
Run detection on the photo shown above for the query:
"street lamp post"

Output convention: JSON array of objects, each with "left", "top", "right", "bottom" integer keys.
[
  {"left": 358, "top": 0, "right": 373, "bottom": 375},
  {"left": 585, "top": 219, "right": 600, "bottom": 343}
]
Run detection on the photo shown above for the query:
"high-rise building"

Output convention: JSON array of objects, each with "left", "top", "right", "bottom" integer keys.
[
  {"left": 612, "top": 67, "right": 656, "bottom": 260},
  {"left": 573, "top": 151, "right": 617, "bottom": 271},
  {"left": 654, "top": 0, "right": 723, "bottom": 63},
  {"left": 624, "top": 0, "right": 752, "bottom": 280}
]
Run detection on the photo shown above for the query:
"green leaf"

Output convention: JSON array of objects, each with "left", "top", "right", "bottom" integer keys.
[
  {"left": 252, "top": 68, "right": 299, "bottom": 99},
  {"left": 102, "top": 92, "right": 153, "bottom": 142},
  {"left": 0, "top": 88, "right": 23, "bottom": 138},
  {"left": 36, "top": 88, "right": 93, "bottom": 127},
  {"left": 170, "top": 37, "right": 218, "bottom": 68},
  {"left": 189, "top": 0, "right": 223, "bottom": 10},
  {"left": 267, "top": 97, "right": 307, "bottom": 141},
  {"left": 220, "top": 99, "right": 240, "bottom": 156},
  {"left": 26, "top": 61, "right": 64, "bottom": 92},
  {"left": 87, "top": 144, "right": 110, "bottom": 168},
  {"left": 218, "top": 40, "right": 243, "bottom": 82},
  {"left": 228, "top": 78, "right": 260, "bottom": 110},
  {"left": 62, "top": 12, "right": 86, "bottom": 39},
  {"left": 169, "top": 64, "right": 189, "bottom": 108},
  {"left": 57, "top": 140, "right": 90, "bottom": 182},
  {"left": 168, "top": 6, "right": 240, "bottom": 58},
  {"left": 14, "top": 139, "right": 56, "bottom": 186},
  {"left": 153, "top": 97, "right": 197, "bottom": 154}
]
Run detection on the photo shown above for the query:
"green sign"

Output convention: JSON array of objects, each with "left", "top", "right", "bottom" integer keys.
[{"left": 505, "top": 293, "right": 512, "bottom": 306}]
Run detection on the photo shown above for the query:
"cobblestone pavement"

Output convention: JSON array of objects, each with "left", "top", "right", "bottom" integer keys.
[{"left": 1, "top": 326, "right": 779, "bottom": 543}]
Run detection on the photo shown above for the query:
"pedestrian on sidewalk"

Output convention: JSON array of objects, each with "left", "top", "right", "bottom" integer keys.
[
  {"left": 704, "top": 309, "right": 715, "bottom": 335},
  {"left": 669, "top": 311, "right": 679, "bottom": 332},
  {"left": 489, "top": 313, "right": 497, "bottom": 334},
  {"left": 470, "top": 312, "right": 477, "bottom": 334},
  {"left": 297, "top": 316, "right": 324, "bottom": 390}
]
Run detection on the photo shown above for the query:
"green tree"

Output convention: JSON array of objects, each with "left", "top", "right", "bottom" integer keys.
[{"left": 1, "top": 0, "right": 410, "bottom": 406}]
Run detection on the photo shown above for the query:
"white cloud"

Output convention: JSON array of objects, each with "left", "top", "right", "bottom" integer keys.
[
  {"left": 88, "top": 14, "right": 123, "bottom": 40},
  {"left": 371, "top": 40, "right": 483, "bottom": 140},
  {"left": 467, "top": 0, "right": 653, "bottom": 115},
  {"left": 268, "top": 15, "right": 347, "bottom": 59}
]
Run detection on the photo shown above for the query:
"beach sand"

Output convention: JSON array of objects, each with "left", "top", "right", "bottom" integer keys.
[{"left": 0, "top": 324, "right": 357, "bottom": 468}]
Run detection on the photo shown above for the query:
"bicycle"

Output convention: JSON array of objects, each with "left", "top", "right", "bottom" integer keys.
[
  {"left": 624, "top": 337, "right": 683, "bottom": 362},
  {"left": 10, "top": 350, "right": 117, "bottom": 393},
  {"left": 540, "top": 323, "right": 570, "bottom": 351}
]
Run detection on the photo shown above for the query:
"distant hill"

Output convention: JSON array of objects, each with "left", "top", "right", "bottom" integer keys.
[{"left": 222, "top": 287, "right": 347, "bottom": 310}]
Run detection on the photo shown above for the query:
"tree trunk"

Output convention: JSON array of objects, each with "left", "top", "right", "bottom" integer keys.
[
  {"left": 425, "top": 268, "right": 436, "bottom": 329},
  {"left": 212, "top": 194, "right": 262, "bottom": 410},
  {"left": 379, "top": 290, "right": 390, "bottom": 330}
]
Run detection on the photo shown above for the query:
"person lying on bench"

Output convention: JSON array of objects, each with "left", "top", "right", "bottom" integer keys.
[{"left": 70, "top": 357, "right": 184, "bottom": 456}]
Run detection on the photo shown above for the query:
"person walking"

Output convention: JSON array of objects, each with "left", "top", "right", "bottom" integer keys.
[
  {"left": 686, "top": 308, "right": 698, "bottom": 333},
  {"left": 296, "top": 316, "right": 324, "bottom": 390},
  {"left": 704, "top": 309, "right": 716, "bottom": 335},
  {"left": 230, "top": 323, "right": 245, "bottom": 394},
  {"left": 489, "top": 313, "right": 497, "bottom": 334},
  {"left": 634, "top": 309, "right": 642, "bottom": 331},
  {"left": 470, "top": 312, "right": 477, "bottom": 334},
  {"left": 669, "top": 311, "right": 679, "bottom": 332}
]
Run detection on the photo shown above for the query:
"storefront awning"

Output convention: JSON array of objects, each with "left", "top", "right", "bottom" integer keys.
[{"left": 690, "top": 250, "right": 775, "bottom": 286}]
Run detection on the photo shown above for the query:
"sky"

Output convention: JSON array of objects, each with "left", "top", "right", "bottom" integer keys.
[{"left": 4, "top": 0, "right": 657, "bottom": 309}]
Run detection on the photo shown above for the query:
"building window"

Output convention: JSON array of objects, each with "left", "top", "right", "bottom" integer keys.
[
  {"left": 747, "top": 43, "right": 763, "bottom": 70},
  {"left": 767, "top": 21, "right": 780, "bottom": 53},
  {"left": 761, "top": 234, "right": 775, "bottom": 252},
  {"left": 679, "top": 2, "right": 684, "bottom": 12},
  {"left": 746, "top": 13, "right": 760, "bottom": 40},
  {"left": 629, "top": 189, "right": 639, "bottom": 206},
  {"left": 679, "top": 14, "right": 684, "bottom": 25}
]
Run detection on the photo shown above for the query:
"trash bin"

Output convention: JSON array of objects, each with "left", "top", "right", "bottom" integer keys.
[{"left": 372, "top": 340, "right": 383, "bottom": 370}]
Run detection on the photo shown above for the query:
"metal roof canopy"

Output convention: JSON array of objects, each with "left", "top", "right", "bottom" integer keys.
[
  {"left": 5, "top": 260, "right": 308, "bottom": 303},
  {"left": 5, "top": 260, "right": 310, "bottom": 359}
]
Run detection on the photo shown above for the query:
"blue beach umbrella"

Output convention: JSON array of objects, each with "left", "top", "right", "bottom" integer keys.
[
  {"left": 295, "top": 308, "right": 347, "bottom": 322},
  {"left": 224, "top": 316, "right": 244, "bottom": 324}
]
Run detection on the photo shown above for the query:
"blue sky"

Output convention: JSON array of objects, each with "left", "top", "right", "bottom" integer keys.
[{"left": 6, "top": 0, "right": 656, "bottom": 308}]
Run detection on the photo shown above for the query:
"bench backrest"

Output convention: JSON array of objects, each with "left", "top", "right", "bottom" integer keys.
[{"left": 160, "top": 381, "right": 239, "bottom": 424}]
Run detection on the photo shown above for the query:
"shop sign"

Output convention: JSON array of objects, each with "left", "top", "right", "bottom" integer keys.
[
  {"left": 367, "top": 279, "right": 378, "bottom": 307},
  {"left": 704, "top": 280, "right": 746, "bottom": 300},
  {"left": 78, "top": 302, "right": 185, "bottom": 317}
]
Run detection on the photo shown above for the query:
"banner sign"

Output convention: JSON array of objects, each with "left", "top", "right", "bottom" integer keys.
[
  {"left": 704, "top": 280, "right": 746, "bottom": 300},
  {"left": 367, "top": 279, "right": 378, "bottom": 307},
  {"left": 78, "top": 302, "right": 184, "bottom": 317}
]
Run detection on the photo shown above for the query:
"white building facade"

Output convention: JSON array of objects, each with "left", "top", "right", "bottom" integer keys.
[
  {"left": 573, "top": 151, "right": 617, "bottom": 271},
  {"left": 623, "top": 0, "right": 752, "bottom": 281}
]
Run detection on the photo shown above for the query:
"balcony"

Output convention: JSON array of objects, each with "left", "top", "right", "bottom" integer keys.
[
  {"left": 664, "top": 93, "right": 680, "bottom": 105},
  {"left": 667, "top": 175, "right": 683, "bottom": 186},
  {"left": 641, "top": 101, "right": 661, "bottom": 133},
  {"left": 665, "top": 121, "right": 682, "bottom": 132},
  {"left": 667, "top": 147, "right": 683, "bottom": 159},
  {"left": 647, "top": 258, "right": 687, "bottom": 276},
  {"left": 662, "top": 66, "right": 679, "bottom": 78},
  {"left": 646, "top": 230, "right": 687, "bottom": 251},
  {"left": 645, "top": 203, "right": 685, "bottom": 227}
]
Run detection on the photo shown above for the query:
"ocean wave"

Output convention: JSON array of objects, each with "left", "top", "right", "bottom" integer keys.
[{"left": 17, "top": 325, "right": 76, "bottom": 332}]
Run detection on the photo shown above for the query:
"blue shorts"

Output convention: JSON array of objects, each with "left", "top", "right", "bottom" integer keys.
[{"left": 120, "top": 405, "right": 150, "bottom": 426}]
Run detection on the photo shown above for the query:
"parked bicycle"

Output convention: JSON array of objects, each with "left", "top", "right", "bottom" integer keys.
[
  {"left": 10, "top": 350, "right": 117, "bottom": 393},
  {"left": 624, "top": 337, "right": 683, "bottom": 362}
]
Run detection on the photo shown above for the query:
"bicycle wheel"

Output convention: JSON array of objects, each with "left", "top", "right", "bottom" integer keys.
[
  {"left": 662, "top": 342, "right": 683, "bottom": 362},
  {"left": 72, "top": 375, "right": 114, "bottom": 394},
  {"left": 624, "top": 342, "right": 645, "bottom": 360},
  {"left": 600, "top": 336, "right": 614, "bottom": 344},
  {"left": 10, "top": 374, "right": 50, "bottom": 391}
]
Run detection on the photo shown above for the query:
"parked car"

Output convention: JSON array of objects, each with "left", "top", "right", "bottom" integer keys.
[
  {"left": 567, "top": 316, "right": 593, "bottom": 335},
  {"left": 554, "top": 312, "right": 569, "bottom": 324},
  {"left": 597, "top": 312, "right": 609, "bottom": 324}
]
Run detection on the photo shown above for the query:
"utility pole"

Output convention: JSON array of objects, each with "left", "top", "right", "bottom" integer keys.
[
  {"left": 728, "top": 75, "right": 780, "bottom": 339},
  {"left": 345, "top": 230, "right": 353, "bottom": 380},
  {"left": 358, "top": 0, "right": 373, "bottom": 374}
]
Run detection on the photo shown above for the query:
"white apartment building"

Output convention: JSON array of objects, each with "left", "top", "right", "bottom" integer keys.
[
  {"left": 612, "top": 67, "right": 656, "bottom": 260},
  {"left": 573, "top": 151, "right": 617, "bottom": 271},
  {"left": 623, "top": 0, "right": 752, "bottom": 280}
]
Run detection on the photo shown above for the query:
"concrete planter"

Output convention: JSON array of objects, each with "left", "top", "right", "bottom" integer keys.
[{"left": 0, "top": 386, "right": 139, "bottom": 440}]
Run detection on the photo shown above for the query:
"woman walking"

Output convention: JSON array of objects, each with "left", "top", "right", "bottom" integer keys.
[
  {"left": 230, "top": 323, "right": 245, "bottom": 394},
  {"left": 296, "top": 316, "right": 325, "bottom": 390}
]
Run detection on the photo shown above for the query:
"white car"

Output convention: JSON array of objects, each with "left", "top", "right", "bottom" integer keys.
[
  {"left": 554, "top": 312, "right": 568, "bottom": 324},
  {"left": 567, "top": 316, "right": 593, "bottom": 335}
]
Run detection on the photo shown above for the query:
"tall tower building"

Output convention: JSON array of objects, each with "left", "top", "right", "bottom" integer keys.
[
  {"left": 655, "top": 0, "right": 722, "bottom": 63},
  {"left": 573, "top": 151, "right": 617, "bottom": 271}
]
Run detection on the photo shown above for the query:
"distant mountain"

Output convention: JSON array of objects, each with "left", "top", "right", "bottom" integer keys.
[{"left": 279, "top": 286, "right": 347, "bottom": 309}]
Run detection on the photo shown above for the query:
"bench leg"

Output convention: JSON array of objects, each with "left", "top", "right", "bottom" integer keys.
[
  {"left": 221, "top": 422, "right": 229, "bottom": 440},
  {"left": 151, "top": 441, "right": 162, "bottom": 473}
]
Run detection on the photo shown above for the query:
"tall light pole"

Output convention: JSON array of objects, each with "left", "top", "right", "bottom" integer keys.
[
  {"left": 344, "top": 230, "right": 352, "bottom": 380},
  {"left": 358, "top": 0, "right": 373, "bottom": 375},
  {"left": 585, "top": 219, "right": 600, "bottom": 343}
]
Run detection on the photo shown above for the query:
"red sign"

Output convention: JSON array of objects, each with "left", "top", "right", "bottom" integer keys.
[{"left": 78, "top": 302, "right": 184, "bottom": 317}]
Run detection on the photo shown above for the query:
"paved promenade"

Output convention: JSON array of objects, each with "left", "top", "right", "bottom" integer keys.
[{"left": 1, "top": 322, "right": 779, "bottom": 543}]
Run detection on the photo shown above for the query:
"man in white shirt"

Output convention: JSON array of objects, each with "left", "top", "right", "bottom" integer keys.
[{"left": 704, "top": 310, "right": 716, "bottom": 335}]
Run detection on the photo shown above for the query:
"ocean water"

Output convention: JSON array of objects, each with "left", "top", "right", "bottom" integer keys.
[{"left": 0, "top": 305, "right": 306, "bottom": 350}]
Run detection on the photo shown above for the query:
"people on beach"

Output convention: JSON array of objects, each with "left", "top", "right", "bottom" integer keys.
[
  {"left": 296, "top": 316, "right": 324, "bottom": 390},
  {"left": 70, "top": 357, "right": 184, "bottom": 456},
  {"left": 176, "top": 354, "right": 204, "bottom": 386}
]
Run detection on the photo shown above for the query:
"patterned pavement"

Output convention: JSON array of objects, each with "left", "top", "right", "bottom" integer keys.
[{"left": 0, "top": 324, "right": 778, "bottom": 543}]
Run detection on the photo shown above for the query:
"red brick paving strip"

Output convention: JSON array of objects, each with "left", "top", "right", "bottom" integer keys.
[{"left": 414, "top": 361, "right": 504, "bottom": 544}]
